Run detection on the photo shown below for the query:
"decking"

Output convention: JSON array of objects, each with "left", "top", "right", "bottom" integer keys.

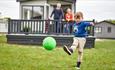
[{"left": 7, "top": 19, "right": 95, "bottom": 48}]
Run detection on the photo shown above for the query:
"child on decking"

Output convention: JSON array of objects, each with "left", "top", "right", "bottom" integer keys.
[
  {"left": 63, "top": 12, "right": 94, "bottom": 69},
  {"left": 65, "top": 8, "right": 74, "bottom": 33}
]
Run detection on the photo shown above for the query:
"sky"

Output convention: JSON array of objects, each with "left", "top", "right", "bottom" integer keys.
[
  {"left": 0, "top": 0, "right": 115, "bottom": 21},
  {"left": 76, "top": 0, "right": 115, "bottom": 21},
  {"left": 0, "top": 0, "right": 19, "bottom": 19}
]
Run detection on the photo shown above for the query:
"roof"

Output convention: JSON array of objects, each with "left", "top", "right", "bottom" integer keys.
[
  {"left": 17, "top": 0, "right": 75, "bottom": 3},
  {"left": 17, "top": 0, "right": 25, "bottom": 2},
  {"left": 96, "top": 20, "right": 115, "bottom": 25}
]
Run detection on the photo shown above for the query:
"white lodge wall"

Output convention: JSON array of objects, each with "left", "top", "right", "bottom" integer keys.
[
  {"left": 20, "top": 0, "right": 47, "bottom": 6},
  {"left": 19, "top": 0, "right": 74, "bottom": 19},
  {"left": 0, "top": 19, "right": 8, "bottom": 33},
  {"left": 20, "top": 0, "right": 48, "bottom": 19}
]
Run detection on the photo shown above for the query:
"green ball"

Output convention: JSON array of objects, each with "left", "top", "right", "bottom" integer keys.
[{"left": 43, "top": 37, "right": 56, "bottom": 51}]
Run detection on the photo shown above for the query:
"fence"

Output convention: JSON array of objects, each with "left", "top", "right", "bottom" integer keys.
[{"left": 8, "top": 19, "right": 95, "bottom": 36}]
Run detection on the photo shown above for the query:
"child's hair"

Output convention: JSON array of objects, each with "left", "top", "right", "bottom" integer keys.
[
  {"left": 74, "top": 12, "right": 83, "bottom": 19},
  {"left": 66, "top": 8, "right": 72, "bottom": 13}
]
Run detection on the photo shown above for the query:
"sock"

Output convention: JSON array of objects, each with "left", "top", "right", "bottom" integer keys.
[
  {"left": 77, "top": 62, "right": 81, "bottom": 68},
  {"left": 69, "top": 48, "right": 73, "bottom": 53}
]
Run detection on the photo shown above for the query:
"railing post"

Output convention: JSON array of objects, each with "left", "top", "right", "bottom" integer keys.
[
  {"left": 8, "top": 18, "right": 11, "bottom": 34},
  {"left": 92, "top": 19, "right": 95, "bottom": 36},
  {"left": 25, "top": 20, "right": 29, "bottom": 35}
]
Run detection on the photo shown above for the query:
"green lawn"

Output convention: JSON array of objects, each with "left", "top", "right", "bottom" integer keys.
[{"left": 0, "top": 35, "right": 115, "bottom": 70}]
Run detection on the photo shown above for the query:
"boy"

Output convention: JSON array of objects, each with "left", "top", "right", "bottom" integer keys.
[{"left": 63, "top": 12, "right": 94, "bottom": 69}]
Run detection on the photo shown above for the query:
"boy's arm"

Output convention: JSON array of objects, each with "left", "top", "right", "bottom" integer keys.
[
  {"left": 84, "top": 22, "right": 94, "bottom": 26},
  {"left": 90, "top": 22, "right": 94, "bottom": 26}
]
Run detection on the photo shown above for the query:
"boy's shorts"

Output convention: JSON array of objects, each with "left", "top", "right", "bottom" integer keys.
[{"left": 72, "top": 37, "right": 86, "bottom": 52}]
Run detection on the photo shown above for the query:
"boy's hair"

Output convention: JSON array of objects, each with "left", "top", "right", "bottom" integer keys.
[{"left": 74, "top": 12, "right": 83, "bottom": 19}]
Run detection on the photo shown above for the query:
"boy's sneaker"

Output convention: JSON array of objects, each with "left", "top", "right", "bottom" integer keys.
[
  {"left": 63, "top": 45, "right": 73, "bottom": 55},
  {"left": 75, "top": 67, "right": 80, "bottom": 70},
  {"left": 75, "top": 62, "right": 81, "bottom": 70}
]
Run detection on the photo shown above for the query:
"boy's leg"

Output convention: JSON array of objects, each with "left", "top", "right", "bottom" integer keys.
[
  {"left": 63, "top": 37, "right": 79, "bottom": 55},
  {"left": 76, "top": 38, "right": 86, "bottom": 69},
  {"left": 70, "top": 37, "right": 79, "bottom": 52}
]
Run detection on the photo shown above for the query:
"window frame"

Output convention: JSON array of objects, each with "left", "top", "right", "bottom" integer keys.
[
  {"left": 107, "top": 27, "right": 111, "bottom": 33},
  {"left": 94, "top": 26, "right": 102, "bottom": 33},
  {"left": 21, "top": 5, "right": 44, "bottom": 19}
]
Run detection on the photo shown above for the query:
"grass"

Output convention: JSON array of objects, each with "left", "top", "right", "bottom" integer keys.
[{"left": 0, "top": 35, "right": 115, "bottom": 70}]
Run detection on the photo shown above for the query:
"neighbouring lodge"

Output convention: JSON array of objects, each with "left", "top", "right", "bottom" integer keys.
[{"left": 95, "top": 21, "right": 115, "bottom": 39}]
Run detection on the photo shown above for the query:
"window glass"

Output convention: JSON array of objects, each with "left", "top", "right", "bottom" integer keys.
[
  {"left": 22, "top": 6, "right": 32, "bottom": 19},
  {"left": 95, "top": 27, "right": 102, "bottom": 33},
  {"left": 22, "top": 6, "right": 44, "bottom": 19},
  {"left": 32, "top": 6, "right": 44, "bottom": 19},
  {"left": 107, "top": 27, "right": 111, "bottom": 33}
]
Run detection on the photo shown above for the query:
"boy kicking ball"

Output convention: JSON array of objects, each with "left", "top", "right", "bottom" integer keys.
[{"left": 63, "top": 12, "right": 94, "bottom": 69}]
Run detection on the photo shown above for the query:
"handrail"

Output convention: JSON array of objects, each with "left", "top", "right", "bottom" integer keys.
[{"left": 8, "top": 19, "right": 95, "bottom": 36}]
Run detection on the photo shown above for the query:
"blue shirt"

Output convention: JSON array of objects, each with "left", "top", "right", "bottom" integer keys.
[{"left": 73, "top": 21, "right": 91, "bottom": 37}]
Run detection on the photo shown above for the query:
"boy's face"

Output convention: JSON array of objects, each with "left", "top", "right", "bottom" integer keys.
[
  {"left": 74, "top": 12, "right": 83, "bottom": 23},
  {"left": 75, "top": 18, "right": 83, "bottom": 23}
]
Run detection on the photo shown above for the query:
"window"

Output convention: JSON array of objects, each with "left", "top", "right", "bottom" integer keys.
[
  {"left": 22, "top": 5, "right": 44, "bottom": 19},
  {"left": 46, "top": 6, "right": 49, "bottom": 19},
  {"left": 95, "top": 26, "right": 102, "bottom": 33},
  {"left": 107, "top": 27, "right": 111, "bottom": 33},
  {"left": 22, "top": 6, "right": 32, "bottom": 19}
]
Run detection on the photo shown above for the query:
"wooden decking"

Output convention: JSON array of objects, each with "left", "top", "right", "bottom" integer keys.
[
  {"left": 7, "top": 19, "right": 95, "bottom": 48},
  {"left": 7, "top": 34, "right": 95, "bottom": 48}
]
